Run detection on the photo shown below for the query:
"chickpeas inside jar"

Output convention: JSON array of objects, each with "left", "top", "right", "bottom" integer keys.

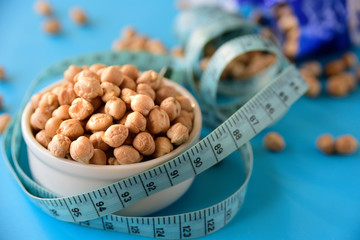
[{"left": 29, "top": 63, "right": 197, "bottom": 165}]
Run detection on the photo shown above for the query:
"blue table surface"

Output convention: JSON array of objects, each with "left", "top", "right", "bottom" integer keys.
[{"left": 1, "top": 1, "right": 360, "bottom": 240}]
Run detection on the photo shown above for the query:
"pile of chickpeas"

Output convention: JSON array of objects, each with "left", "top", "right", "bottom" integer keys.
[
  {"left": 29, "top": 64, "right": 195, "bottom": 165},
  {"left": 199, "top": 45, "right": 276, "bottom": 81}
]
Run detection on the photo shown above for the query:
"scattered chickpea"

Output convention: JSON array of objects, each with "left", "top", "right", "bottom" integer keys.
[
  {"left": 35, "top": 130, "right": 52, "bottom": 148},
  {"left": 43, "top": 18, "right": 61, "bottom": 35},
  {"left": 69, "top": 98, "right": 94, "bottom": 120},
  {"left": 153, "top": 137, "right": 173, "bottom": 158},
  {"left": 48, "top": 134, "right": 72, "bottom": 158},
  {"left": 114, "top": 145, "right": 142, "bottom": 164},
  {"left": 105, "top": 97, "right": 126, "bottom": 120},
  {"left": 70, "top": 136, "right": 94, "bottom": 164},
  {"left": 125, "top": 111, "right": 147, "bottom": 134},
  {"left": 324, "top": 60, "right": 345, "bottom": 77},
  {"left": 89, "top": 149, "right": 107, "bottom": 165},
  {"left": 326, "top": 77, "right": 349, "bottom": 97},
  {"left": 44, "top": 117, "right": 62, "bottom": 138},
  {"left": 56, "top": 119, "right": 84, "bottom": 140},
  {"left": 30, "top": 108, "right": 52, "bottom": 131},
  {"left": 145, "top": 40, "right": 167, "bottom": 54},
  {"left": 103, "top": 124, "right": 129, "bottom": 148},
  {"left": 335, "top": 72, "right": 357, "bottom": 91},
  {"left": 0, "top": 113, "right": 11, "bottom": 134},
  {"left": 38, "top": 92, "right": 59, "bottom": 112},
  {"left": 64, "top": 65, "right": 83, "bottom": 83},
  {"left": 335, "top": 135, "right": 358, "bottom": 155},
  {"left": 57, "top": 87, "right": 77, "bottom": 105},
  {"left": 74, "top": 76, "right": 103, "bottom": 99},
  {"left": 171, "top": 46, "right": 185, "bottom": 58},
  {"left": 133, "top": 132, "right": 155, "bottom": 155},
  {"left": 316, "top": 134, "right": 334, "bottom": 155},
  {"left": 137, "top": 83, "right": 155, "bottom": 100},
  {"left": 0, "top": 65, "right": 5, "bottom": 80},
  {"left": 301, "top": 61, "right": 322, "bottom": 77},
  {"left": 101, "top": 66, "right": 124, "bottom": 86},
  {"left": 34, "top": 0, "right": 53, "bottom": 16},
  {"left": 342, "top": 52, "right": 357, "bottom": 68},
  {"left": 160, "top": 97, "right": 181, "bottom": 121},
  {"left": 89, "top": 131, "right": 109, "bottom": 151},
  {"left": 85, "top": 113, "right": 113, "bottom": 132},
  {"left": 70, "top": 7, "right": 88, "bottom": 25},
  {"left": 130, "top": 94, "right": 154, "bottom": 116},
  {"left": 101, "top": 82, "right": 121, "bottom": 102},
  {"left": 263, "top": 132, "right": 285, "bottom": 152},
  {"left": 52, "top": 105, "right": 71, "bottom": 120},
  {"left": 155, "top": 86, "right": 177, "bottom": 104},
  {"left": 120, "top": 76, "right": 137, "bottom": 91},
  {"left": 30, "top": 93, "right": 42, "bottom": 109},
  {"left": 137, "top": 70, "right": 161, "bottom": 90},
  {"left": 147, "top": 107, "right": 170, "bottom": 134},
  {"left": 167, "top": 123, "right": 189, "bottom": 146},
  {"left": 300, "top": 69, "right": 321, "bottom": 97},
  {"left": 120, "top": 64, "right": 138, "bottom": 80}
]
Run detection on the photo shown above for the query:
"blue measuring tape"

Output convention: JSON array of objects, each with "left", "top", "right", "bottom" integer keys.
[{"left": 1, "top": 7, "right": 308, "bottom": 239}]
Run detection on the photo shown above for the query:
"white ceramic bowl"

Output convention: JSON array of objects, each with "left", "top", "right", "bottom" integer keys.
[{"left": 21, "top": 78, "right": 202, "bottom": 216}]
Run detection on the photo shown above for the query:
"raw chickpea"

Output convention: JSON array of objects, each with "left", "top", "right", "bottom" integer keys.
[
  {"left": 87, "top": 96, "right": 102, "bottom": 111},
  {"left": 74, "top": 76, "right": 103, "bottom": 99},
  {"left": 316, "top": 134, "right": 334, "bottom": 155},
  {"left": 175, "top": 96, "right": 193, "bottom": 112},
  {"left": 300, "top": 70, "right": 321, "bottom": 98},
  {"left": 107, "top": 157, "right": 119, "bottom": 165},
  {"left": 155, "top": 86, "right": 177, "bottom": 104},
  {"left": 0, "top": 113, "right": 11, "bottom": 134},
  {"left": 153, "top": 137, "right": 173, "bottom": 158},
  {"left": 89, "top": 131, "right": 109, "bottom": 151},
  {"left": 101, "top": 82, "right": 121, "bottom": 102},
  {"left": 96, "top": 106, "right": 105, "bottom": 114},
  {"left": 122, "top": 26, "right": 136, "bottom": 40},
  {"left": 0, "top": 65, "right": 4, "bottom": 80},
  {"left": 89, "top": 149, "right": 107, "bottom": 165},
  {"left": 263, "top": 132, "right": 285, "bottom": 152},
  {"left": 105, "top": 97, "right": 126, "bottom": 120},
  {"left": 120, "top": 76, "right": 137, "bottom": 91},
  {"left": 335, "top": 135, "right": 358, "bottom": 155},
  {"left": 282, "top": 39, "right": 298, "bottom": 59},
  {"left": 64, "top": 65, "right": 83, "bottom": 83},
  {"left": 38, "top": 92, "right": 59, "bottom": 112},
  {"left": 34, "top": 0, "right": 53, "bottom": 15},
  {"left": 119, "top": 111, "right": 130, "bottom": 125},
  {"left": 114, "top": 145, "right": 142, "bottom": 164},
  {"left": 147, "top": 107, "right": 170, "bottom": 134},
  {"left": 326, "top": 77, "right": 348, "bottom": 97},
  {"left": 57, "top": 87, "right": 77, "bottom": 105},
  {"left": 129, "top": 35, "right": 148, "bottom": 51},
  {"left": 56, "top": 119, "right": 84, "bottom": 140},
  {"left": 125, "top": 111, "right": 146, "bottom": 133},
  {"left": 103, "top": 124, "right": 129, "bottom": 148},
  {"left": 160, "top": 97, "right": 181, "bottom": 121},
  {"left": 302, "top": 61, "right": 322, "bottom": 77},
  {"left": 101, "top": 66, "right": 124, "bottom": 86},
  {"left": 35, "top": 130, "right": 52, "bottom": 148},
  {"left": 43, "top": 18, "right": 61, "bottom": 35},
  {"left": 342, "top": 52, "right": 357, "bottom": 68},
  {"left": 30, "top": 108, "right": 52, "bottom": 131},
  {"left": 30, "top": 93, "right": 42, "bottom": 109},
  {"left": 69, "top": 98, "right": 94, "bottom": 120},
  {"left": 70, "top": 136, "right": 94, "bottom": 163},
  {"left": 45, "top": 117, "right": 62, "bottom": 137},
  {"left": 335, "top": 72, "right": 357, "bottom": 91},
  {"left": 89, "top": 63, "right": 107, "bottom": 73},
  {"left": 173, "top": 116, "right": 192, "bottom": 132},
  {"left": 171, "top": 46, "right": 185, "bottom": 58},
  {"left": 180, "top": 110, "right": 194, "bottom": 120},
  {"left": 120, "top": 88, "right": 136, "bottom": 105},
  {"left": 133, "top": 132, "right": 155, "bottom": 155},
  {"left": 52, "top": 105, "right": 71, "bottom": 120},
  {"left": 145, "top": 39, "right": 167, "bottom": 54},
  {"left": 136, "top": 70, "right": 161, "bottom": 90},
  {"left": 85, "top": 113, "right": 113, "bottom": 132},
  {"left": 70, "top": 7, "right": 88, "bottom": 25},
  {"left": 120, "top": 64, "right": 138, "bottom": 80},
  {"left": 130, "top": 94, "right": 154, "bottom": 116},
  {"left": 123, "top": 133, "right": 134, "bottom": 145},
  {"left": 167, "top": 123, "right": 189, "bottom": 146},
  {"left": 48, "top": 134, "right": 72, "bottom": 158},
  {"left": 324, "top": 60, "right": 345, "bottom": 76},
  {"left": 74, "top": 69, "right": 100, "bottom": 83},
  {"left": 137, "top": 83, "right": 155, "bottom": 100}
]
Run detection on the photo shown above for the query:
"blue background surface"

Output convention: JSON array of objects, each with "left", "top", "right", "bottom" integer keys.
[{"left": 0, "top": 1, "right": 360, "bottom": 239}]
